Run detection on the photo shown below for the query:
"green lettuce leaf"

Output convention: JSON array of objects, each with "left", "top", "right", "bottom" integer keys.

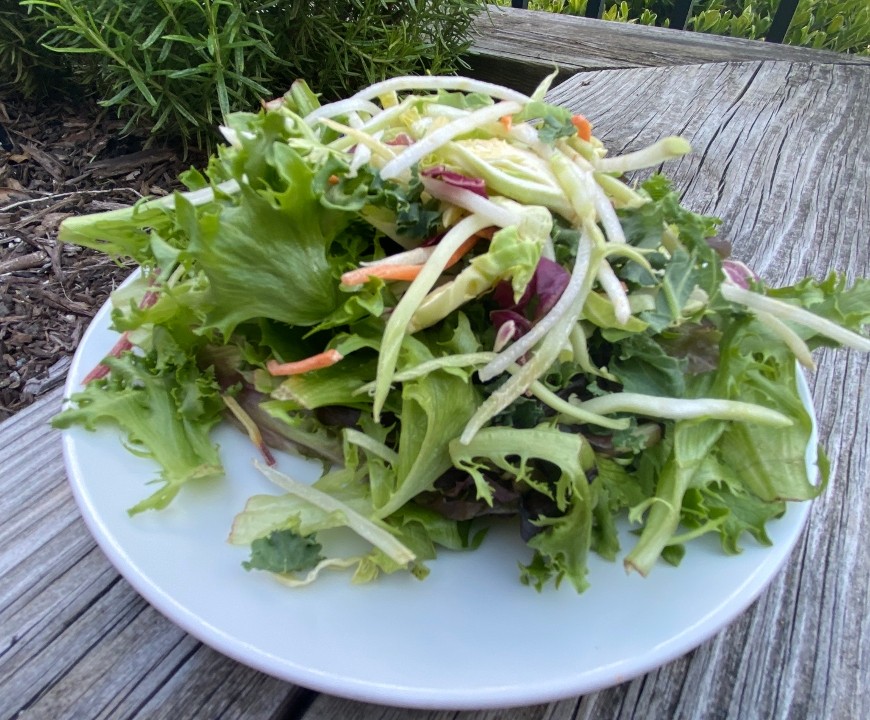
[
  {"left": 182, "top": 142, "right": 343, "bottom": 336},
  {"left": 372, "top": 366, "right": 480, "bottom": 518},
  {"left": 52, "top": 352, "right": 224, "bottom": 514},
  {"left": 766, "top": 272, "right": 870, "bottom": 347},
  {"left": 624, "top": 418, "right": 726, "bottom": 575},
  {"left": 715, "top": 321, "right": 822, "bottom": 502},
  {"left": 609, "top": 333, "right": 688, "bottom": 397},
  {"left": 270, "top": 355, "right": 378, "bottom": 410},
  {"left": 449, "top": 425, "right": 597, "bottom": 592}
]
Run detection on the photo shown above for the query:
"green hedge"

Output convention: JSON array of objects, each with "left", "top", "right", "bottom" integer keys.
[
  {"left": 3, "top": 0, "right": 866, "bottom": 151},
  {"left": 509, "top": 0, "right": 870, "bottom": 54},
  {"left": 1, "top": 0, "right": 483, "bottom": 150}
]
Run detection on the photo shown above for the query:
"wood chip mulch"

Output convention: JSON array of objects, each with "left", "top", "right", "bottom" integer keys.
[{"left": 0, "top": 92, "right": 199, "bottom": 421}]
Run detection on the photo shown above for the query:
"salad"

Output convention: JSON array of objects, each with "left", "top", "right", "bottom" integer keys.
[{"left": 53, "top": 73, "right": 870, "bottom": 592}]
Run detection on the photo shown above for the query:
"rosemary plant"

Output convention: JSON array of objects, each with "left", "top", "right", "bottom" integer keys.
[
  {"left": 0, "top": 0, "right": 69, "bottom": 97},
  {"left": 12, "top": 0, "right": 482, "bottom": 150}
]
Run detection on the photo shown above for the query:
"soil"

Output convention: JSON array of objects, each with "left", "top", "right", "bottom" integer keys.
[{"left": 0, "top": 92, "right": 199, "bottom": 421}]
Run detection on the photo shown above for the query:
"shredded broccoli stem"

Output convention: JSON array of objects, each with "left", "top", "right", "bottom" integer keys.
[
  {"left": 478, "top": 225, "right": 596, "bottom": 383},
  {"left": 348, "top": 75, "right": 531, "bottom": 105},
  {"left": 380, "top": 100, "right": 523, "bottom": 180},
  {"left": 575, "top": 393, "right": 793, "bottom": 427},
  {"left": 596, "top": 136, "right": 692, "bottom": 174},
  {"left": 303, "top": 98, "right": 382, "bottom": 125},
  {"left": 255, "top": 461, "right": 415, "bottom": 566},
  {"left": 462, "top": 229, "right": 601, "bottom": 444},
  {"left": 721, "top": 283, "right": 870, "bottom": 352},
  {"left": 372, "top": 213, "right": 492, "bottom": 420}
]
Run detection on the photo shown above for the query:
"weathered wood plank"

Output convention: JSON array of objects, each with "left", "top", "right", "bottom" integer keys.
[
  {"left": 0, "top": 394, "right": 302, "bottom": 720},
  {"left": 466, "top": 6, "right": 870, "bottom": 94},
  {"left": 301, "top": 699, "right": 550, "bottom": 720},
  {"left": 299, "top": 61, "right": 870, "bottom": 718}
]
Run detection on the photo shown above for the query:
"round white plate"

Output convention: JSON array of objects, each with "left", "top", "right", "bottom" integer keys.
[{"left": 60, "top": 282, "right": 816, "bottom": 710}]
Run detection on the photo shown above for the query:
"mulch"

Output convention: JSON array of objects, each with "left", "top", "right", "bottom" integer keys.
[{"left": 0, "top": 92, "right": 199, "bottom": 421}]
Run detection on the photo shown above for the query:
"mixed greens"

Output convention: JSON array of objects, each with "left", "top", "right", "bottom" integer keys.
[{"left": 53, "top": 73, "right": 870, "bottom": 592}]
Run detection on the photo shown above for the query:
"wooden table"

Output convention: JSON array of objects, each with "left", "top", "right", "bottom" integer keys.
[
  {"left": 467, "top": 5, "right": 870, "bottom": 92},
  {"left": 2, "top": 20, "right": 868, "bottom": 720}
]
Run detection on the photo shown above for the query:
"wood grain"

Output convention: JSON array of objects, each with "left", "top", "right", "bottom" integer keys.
[
  {"left": 466, "top": 6, "right": 870, "bottom": 94},
  {"left": 0, "top": 60, "right": 867, "bottom": 720},
  {"left": 0, "top": 391, "right": 304, "bottom": 720}
]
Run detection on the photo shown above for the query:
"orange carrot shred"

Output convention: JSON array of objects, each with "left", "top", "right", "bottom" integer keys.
[
  {"left": 499, "top": 115, "right": 513, "bottom": 132},
  {"left": 445, "top": 233, "right": 481, "bottom": 266},
  {"left": 328, "top": 174, "right": 340, "bottom": 185},
  {"left": 340, "top": 234, "right": 482, "bottom": 287},
  {"left": 341, "top": 265, "right": 423, "bottom": 286},
  {"left": 267, "top": 349, "right": 343, "bottom": 376},
  {"left": 571, "top": 114, "right": 592, "bottom": 142}
]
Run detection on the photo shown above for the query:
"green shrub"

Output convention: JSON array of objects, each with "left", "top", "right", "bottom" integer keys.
[
  {"left": 503, "top": 0, "right": 869, "bottom": 54},
  {"left": 0, "top": 0, "right": 69, "bottom": 97},
  {"left": 5, "top": 0, "right": 482, "bottom": 150},
  {"left": 689, "top": 0, "right": 869, "bottom": 53},
  {"left": 688, "top": 1, "right": 774, "bottom": 40},
  {"left": 600, "top": 0, "right": 667, "bottom": 26}
]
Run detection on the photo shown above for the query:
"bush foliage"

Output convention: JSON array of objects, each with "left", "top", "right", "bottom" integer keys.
[
  {"left": 513, "top": 0, "right": 870, "bottom": 54},
  {"left": 2, "top": 0, "right": 482, "bottom": 150},
  {"left": 689, "top": 0, "right": 869, "bottom": 53},
  {"left": 0, "top": 0, "right": 67, "bottom": 97},
  {"left": 2, "top": 0, "right": 866, "bottom": 150}
]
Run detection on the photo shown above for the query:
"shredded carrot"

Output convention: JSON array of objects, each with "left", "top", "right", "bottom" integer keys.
[
  {"left": 571, "top": 114, "right": 592, "bottom": 142},
  {"left": 499, "top": 115, "right": 513, "bottom": 132},
  {"left": 267, "top": 349, "right": 343, "bottom": 376},
  {"left": 340, "top": 234, "right": 481, "bottom": 287},
  {"left": 446, "top": 233, "right": 484, "bottom": 264},
  {"left": 328, "top": 174, "right": 340, "bottom": 185},
  {"left": 341, "top": 265, "right": 424, "bottom": 285}
]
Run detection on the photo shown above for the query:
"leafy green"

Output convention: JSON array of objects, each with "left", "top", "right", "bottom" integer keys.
[
  {"left": 373, "top": 367, "right": 481, "bottom": 517},
  {"left": 766, "top": 272, "right": 870, "bottom": 347},
  {"left": 609, "top": 333, "right": 688, "bottom": 397},
  {"left": 625, "top": 419, "right": 726, "bottom": 575},
  {"left": 52, "top": 351, "right": 224, "bottom": 514},
  {"left": 184, "top": 154, "right": 344, "bottom": 336},
  {"left": 271, "top": 356, "right": 378, "bottom": 411},
  {"left": 514, "top": 99, "right": 577, "bottom": 144},
  {"left": 684, "top": 481, "right": 785, "bottom": 555},
  {"left": 242, "top": 529, "right": 323, "bottom": 574},
  {"left": 450, "top": 425, "right": 597, "bottom": 591},
  {"left": 714, "top": 319, "right": 823, "bottom": 502},
  {"left": 621, "top": 174, "right": 721, "bottom": 250}
]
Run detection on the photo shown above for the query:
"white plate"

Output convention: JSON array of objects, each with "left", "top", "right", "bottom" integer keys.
[{"left": 60, "top": 281, "right": 817, "bottom": 710}]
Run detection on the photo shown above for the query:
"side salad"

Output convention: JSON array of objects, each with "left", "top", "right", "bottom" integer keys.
[{"left": 53, "top": 73, "right": 870, "bottom": 592}]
